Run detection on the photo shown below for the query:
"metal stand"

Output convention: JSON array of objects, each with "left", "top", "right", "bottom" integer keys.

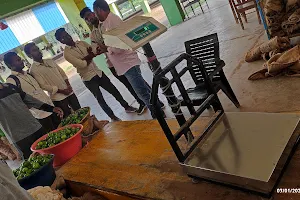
[{"left": 142, "top": 43, "right": 194, "bottom": 141}]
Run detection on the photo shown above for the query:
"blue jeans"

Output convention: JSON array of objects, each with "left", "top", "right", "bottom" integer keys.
[{"left": 124, "top": 65, "right": 153, "bottom": 112}]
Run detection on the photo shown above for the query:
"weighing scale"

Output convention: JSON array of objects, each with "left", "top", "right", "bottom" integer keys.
[{"left": 102, "top": 17, "right": 300, "bottom": 197}]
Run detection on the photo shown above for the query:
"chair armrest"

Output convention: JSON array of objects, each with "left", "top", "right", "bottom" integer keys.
[{"left": 209, "top": 60, "right": 225, "bottom": 79}]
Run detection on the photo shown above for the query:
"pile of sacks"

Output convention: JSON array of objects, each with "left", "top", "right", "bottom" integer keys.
[
  {"left": 264, "top": 0, "right": 286, "bottom": 37},
  {"left": 263, "top": 0, "right": 300, "bottom": 37},
  {"left": 245, "top": 36, "right": 300, "bottom": 80}
]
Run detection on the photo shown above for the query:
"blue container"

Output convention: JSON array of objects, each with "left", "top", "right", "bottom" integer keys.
[{"left": 18, "top": 156, "right": 56, "bottom": 190}]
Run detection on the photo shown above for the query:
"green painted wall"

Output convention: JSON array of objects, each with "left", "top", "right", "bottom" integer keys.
[
  {"left": 0, "top": 0, "right": 44, "bottom": 16},
  {"left": 57, "top": 0, "right": 111, "bottom": 75},
  {"left": 159, "top": 0, "right": 185, "bottom": 26}
]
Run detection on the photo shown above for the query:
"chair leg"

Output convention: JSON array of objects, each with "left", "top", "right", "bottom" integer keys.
[
  {"left": 198, "top": 1, "right": 204, "bottom": 13},
  {"left": 205, "top": 0, "right": 209, "bottom": 8},
  {"left": 255, "top": 5, "right": 262, "bottom": 24},
  {"left": 229, "top": 0, "right": 239, "bottom": 24},
  {"left": 190, "top": 4, "right": 196, "bottom": 15},
  {"left": 183, "top": 6, "right": 190, "bottom": 19},
  {"left": 242, "top": 12, "right": 248, "bottom": 23},
  {"left": 219, "top": 71, "right": 240, "bottom": 108},
  {"left": 237, "top": 12, "right": 245, "bottom": 29}
]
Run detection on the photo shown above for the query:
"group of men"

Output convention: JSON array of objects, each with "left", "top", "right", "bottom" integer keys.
[{"left": 0, "top": 0, "right": 162, "bottom": 160}]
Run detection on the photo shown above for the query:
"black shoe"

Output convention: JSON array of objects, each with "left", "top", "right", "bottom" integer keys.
[
  {"left": 111, "top": 116, "right": 121, "bottom": 122},
  {"left": 137, "top": 104, "right": 147, "bottom": 115},
  {"left": 125, "top": 106, "right": 138, "bottom": 113}
]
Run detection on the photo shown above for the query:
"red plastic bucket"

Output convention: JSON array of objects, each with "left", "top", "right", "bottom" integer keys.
[{"left": 31, "top": 124, "right": 83, "bottom": 167}]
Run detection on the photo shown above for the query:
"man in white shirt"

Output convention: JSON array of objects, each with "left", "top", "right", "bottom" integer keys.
[
  {"left": 4, "top": 52, "right": 60, "bottom": 133},
  {"left": 55, "top": 28, "right": 137, "bottom": 121},
  {"left": 23, "top": 43, "right": 81, "bottom": 117},
  {"left": 93, "top": 0, "right": 161, "bottom": 118},
  {"left": 80, "top": 7, "right": 147, "bottom": 115}
]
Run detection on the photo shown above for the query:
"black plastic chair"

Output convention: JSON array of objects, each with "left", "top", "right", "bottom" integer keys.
[
  {"left": 178, "top": 33, "right": 240, "bottom": 108},
  {"left": 151, "top": 53, "right": 224, "bottom": 162}
]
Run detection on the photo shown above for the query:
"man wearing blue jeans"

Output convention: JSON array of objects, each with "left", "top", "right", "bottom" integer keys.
[{"left": 93, "top": 0, "right": 159, "bottom": 117}]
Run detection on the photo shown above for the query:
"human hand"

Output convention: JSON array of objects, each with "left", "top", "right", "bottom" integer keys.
[
  {"left": 53, "top": 107, "right": 64, "bottom": 119},
  {"left": 64, "top": 88, "right": 73, "bottom": 95},
  {"left": 67, "top": 85, "right": 73, "bottom": 93},
  {"left": 87, "top": 47, "right": 95, "bottom": 56},
  {"left": 58, "top": 88, "right": 73, "bottom": 95}
]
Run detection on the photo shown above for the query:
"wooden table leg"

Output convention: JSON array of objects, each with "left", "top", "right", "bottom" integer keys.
[{"left": 229, "top": 0, "right": 239, "bottom": 24}]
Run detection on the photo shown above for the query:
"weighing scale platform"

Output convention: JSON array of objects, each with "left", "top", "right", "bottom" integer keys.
[
  {"left": 58, "top": 115, "right": 300, "bottom": 200},
  {"left": 182, "top": 112, "right": 300, "bottom": 197}
]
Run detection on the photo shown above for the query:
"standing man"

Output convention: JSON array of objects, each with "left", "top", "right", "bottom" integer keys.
[
  {"left": 0, "top": 82, "right": 63, "bottom": 158},
  {"left": 80, "top": 7, "right": 147, "bottom": 115},
  {"left": 23, "top": 43, "right": 81, "bottom": 117},
  {"left": 4, "top": 52, "right": 60, "bottom": 133},
  {"left": 54, "top": 28, "right": 137, "bottom": 121},
  {"left": 93, "top": 0, "right": 158, "bottom": 118}
]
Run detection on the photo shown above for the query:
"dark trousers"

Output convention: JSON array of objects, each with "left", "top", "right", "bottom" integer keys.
[
  {"left": 111, "top": 68, "right": 144, "bottom": 106},
  {"left": 53, "top": 93, "right": 81, "bottom": 117},
  {"left": 16, "top": 128, "right": 46, "bottom": 159},
  {"left": 38, "top": 114, "right": 61, "bottom": 133},
  {"left": 84, "top": 74, "right": 129, "bottom": 118}
]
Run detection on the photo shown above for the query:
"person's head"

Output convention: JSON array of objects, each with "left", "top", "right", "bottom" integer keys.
[
  {"left": 80, "top": 7, "right": 99, "bottom": 26},
  {"left": 55, "top": 28, "right": 75, "bottom": 46},
  {"left": 93, "top": 0, "right": 110, "bottom": 22},
  {"left": 3, "top": 52, "right": 24, "bottom": 71},
  {"left": 24, "top": 43, "right": 43, "bottom": 62}
]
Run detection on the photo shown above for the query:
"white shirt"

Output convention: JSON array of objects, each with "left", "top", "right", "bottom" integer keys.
[
  {"left": 6, "top": 71, "right": 53, "bottom": 119},
  {"left": 30, "top": 59, "right": 72, "bottom": 101},
  {"left": 64, "top": 41, "right": 103, "bottom": 81}
]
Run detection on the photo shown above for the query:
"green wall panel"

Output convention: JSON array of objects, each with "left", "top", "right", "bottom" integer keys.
[{"left": 0, "top": 0, "right": 45, "bottom": 16}]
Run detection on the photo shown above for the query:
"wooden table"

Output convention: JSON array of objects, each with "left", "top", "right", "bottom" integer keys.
[{"left": 58, "top": 119, "right": 300, "bottom": 200}]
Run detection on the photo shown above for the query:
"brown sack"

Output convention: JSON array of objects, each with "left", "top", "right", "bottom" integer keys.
[
  {"left": 286, "top": 61, "right": 300, "bottom": 76},
  {"left": 286, "top": 0, "right": 300, "bottom": 12},
  {"left": 245, "top": 36, "right": 290, "bottom": 62},
  {"left": 264, "top": 0, "right": 284, "bottom": 15},
  {"left": 248, "top": 69, "right": 269, "bottom": 80},
  {"left": 282, "top": 9, "right": 300, "bottom": 34},
  {"left": 245, "top": 44, "right": 262, "bottom": 62},
  {"left": 259, "top": 36, "right": 290, "bottom": 53},
  {"left": 267, "top": 45, "right": 300, "bottom": 75}
]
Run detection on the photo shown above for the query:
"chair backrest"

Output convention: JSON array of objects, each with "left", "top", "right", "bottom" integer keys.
[{"left": 185, "top": 33, "right": 221, "bottom": 84}]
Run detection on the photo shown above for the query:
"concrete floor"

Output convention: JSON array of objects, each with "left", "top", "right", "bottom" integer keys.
[{"left": 59, "top": 0, "right": 300, "bottom": 122}]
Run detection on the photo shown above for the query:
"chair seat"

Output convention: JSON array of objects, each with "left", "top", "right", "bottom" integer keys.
[
  {"left": 236, "top": 3, "right": 255, "bottom": 12},
  {"left": 178, "top": 81, "right": 222, "bottom": 106},
  {"left": 178, "top": 85, "right": 209, "bottom": 106}
]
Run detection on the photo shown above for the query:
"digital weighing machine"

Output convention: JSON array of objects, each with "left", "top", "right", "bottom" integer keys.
[{"left": 102, "top": 17, "right": 300, "bottom": 198}]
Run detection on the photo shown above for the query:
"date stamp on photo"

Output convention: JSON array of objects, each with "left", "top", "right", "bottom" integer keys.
[{"left": 277, "top": 188, "right": 300, "bottom": 194}]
